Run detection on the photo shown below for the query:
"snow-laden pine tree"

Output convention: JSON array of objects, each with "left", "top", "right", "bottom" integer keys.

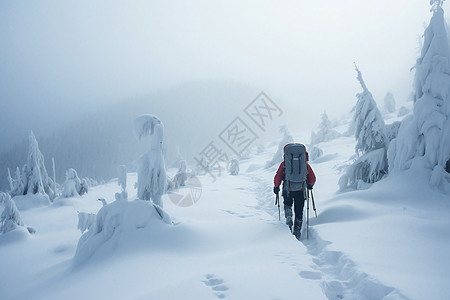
[
  {"left": 339, "top": 66, "right": 389, "bottom": 190},
  {"left": 383, "top": 92, "right": 396, "bottom": 114},
  {"left": 118, "top": 165, "right": 127, "bottom": 192},
  {"left": 0, "top": 192, "right": 24, "bottom": 234},
  {"left": 16, "top": 131, "right": 55, "bottom": 200},
  {"left": 134, "top": 114, "right": 167, "bottom": 207},
  {"left": 310, "top": 111, "right": 341, "bottom": 146},
  {"left": 388, "top": 1, "right": 450, "bottom": 190},
  {"left": 7, "top": 167, "right": 25, "bottom": 197}
]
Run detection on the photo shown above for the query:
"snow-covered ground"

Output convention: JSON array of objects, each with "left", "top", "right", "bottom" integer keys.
[{"left": 0, "top": 124, "right": 449, "bottom": 300}]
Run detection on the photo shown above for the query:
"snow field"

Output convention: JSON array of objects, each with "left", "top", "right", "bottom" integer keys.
[{"left": 0, "top": 123, "right": 449, "bottom": 300}]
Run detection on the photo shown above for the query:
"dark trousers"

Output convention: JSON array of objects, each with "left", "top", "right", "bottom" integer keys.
[{"left": 282, "top": 190, "right": 306, "bottom": 222}]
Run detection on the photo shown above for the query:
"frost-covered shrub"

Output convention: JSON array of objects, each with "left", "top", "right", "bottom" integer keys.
[
  {"left": 310, "top": 112, "right": 341, "bottom": 146},
  {"left": 389, "top": 3, "right": 450, "bottom": 190},
  {"left": 266, "top": 125, "right": 294, "bottom": 168},
  {"left": 172, "top": 160, "right": 187, "bottom": 188},
  {"left": 385, "top": 121, "right": 401, "bottom": 143},
  {"left": 77, "top": 212, "right": 96, "bottom": 234},
  {"left": 229, "top": 158, "right": 239, "bottom": 175},
  {"left": 118, "top": 165, "right": 127, "bottom": 193},
  {"left": 0, "top": 192, "right": 24, "bottom": 234},
  {"left": 383, "top": 92, "right": 396, "bottom": 114},
  {"left": 339, "top": 149, "right": 388, "bottom": 191},
  {"left": 397, "top": 106, "right": 410, "bottom": 117},
  {"left": 115, "top": 165, "right": 128, "bottom": 201},
  {"left": 74, "top": 200, "right": 171, "bottom": 264},
  {"left": 339, "top": 66, "right": 388, "bottom": 190},
  {"left": 134, "top": 115, "right": 167, "bottom": 207},
  {"left": 309, "top": 146, "right": 323, "bottom": 162},
  {"left": 62, "top": 168, "right": 87, "bottom": 197}
]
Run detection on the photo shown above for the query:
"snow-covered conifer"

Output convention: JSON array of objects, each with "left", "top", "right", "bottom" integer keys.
[
  {"left": 229, "top": 158, "right": 239, "bottom": 175},
  {"left": 339, "top": 66, "right": 389, "bottom": 190},
  {"left": 309, "top": 146, "right": 323, "bottom": 162},
  {"left": 134, "top": 114, "right": 167, "bottom": 207},
  {"left": 21, "top": 131, "right": 54, "bottom": 199},
  {"left": 388, "top": 1, "right": 450, "bottom": 190},
  {"left": 7, "top": 167, "right": 24, "bottom": 197},
  {"left": 0, "top": 192, "right": 24, "bottom": 234},
  {"left": 310, "top": 112, "right": 341, "bottom": 145},
  {"left": 383, "top": 92, "right": 396, "bottom": 114},
  {"left": 353, "top": 66, "right": 389, "bottom": 155}
]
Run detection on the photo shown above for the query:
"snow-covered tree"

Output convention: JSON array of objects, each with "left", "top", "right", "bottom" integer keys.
[
  {"left": 310, "top": 111, "right": 341, "bottom": 145},
  {"left": 229, "top": 158, "right": 239, "bottom": 175},
  {"left": 0, "top": 192, "right": 24, "bottom": 234},
  {"left": 134, "top": 114, "right": 167, "bottom": 207},
  {"left": 383, "top": 92, "right": 396, "bottom": 114},
  {"left": 172, "top": 160, "right": 188, "bottom": 189},
  {"left": 388, "top": 1, "right": 450, "bottom": 190},
  {"left": 115, "top": 165, "right": 128, "bottom": 201},
  {"left": 62, "top": 168, "right": 87, "bottom": 197},
  {"left": 397, "top": 106, "right": 410, "bottom": 117},
  {"left": 266, "top": 125, "right": 294, "bottom": 168},
  {"left": 339, "top": 66, "right": 389, "bottom": 190},
  {"left": 19, "top": 131, "right": 54, "bottom": 199},
  {"left": 353, "top": 66, "right": 389, "bottom": 155},
  {"left": 7, "top": 167, "right": 24, "bottom": 197}
]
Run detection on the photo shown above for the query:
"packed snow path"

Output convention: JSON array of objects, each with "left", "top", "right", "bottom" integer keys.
[{"left": 251, "top": 173, "right": 409, "bottom": 300}]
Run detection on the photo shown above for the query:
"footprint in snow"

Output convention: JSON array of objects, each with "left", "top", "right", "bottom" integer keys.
[
  {"left": 203, "top": 274, "right": 229, "bottom": 298},
  {"left": 298, "top": 271, "right": 322, "bottom": 280}
]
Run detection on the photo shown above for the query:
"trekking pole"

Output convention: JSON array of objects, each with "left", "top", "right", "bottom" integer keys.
[
  {"left": 306, "top": 189, "right": 310, "bottom": 240},
  {"left": 275, "top": 193, "right": 280, "bottom": 221},
  {"left": 311, "top": 190, "right": 317, "bottom": 218}
]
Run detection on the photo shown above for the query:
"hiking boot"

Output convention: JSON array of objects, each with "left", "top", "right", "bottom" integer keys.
[
  {"left": 293, "top": 218, "right": 302, "bottom": 240},
  {"left": 284, "top": 206, "right": 293, "bottom": 227}
]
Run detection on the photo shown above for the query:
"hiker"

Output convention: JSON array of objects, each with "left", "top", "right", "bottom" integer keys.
[{"left": 273, "top": 143, "right": 316, "bottom": 240}]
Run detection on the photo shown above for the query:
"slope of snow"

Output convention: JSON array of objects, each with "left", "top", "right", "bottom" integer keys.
[{"left": 0, "top": 127, "right": 448, "bottom": 300}]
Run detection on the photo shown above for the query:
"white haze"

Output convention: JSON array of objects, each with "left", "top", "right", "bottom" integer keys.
[{"left": 0, "top": 0, "right": 431, "bottom": 150}]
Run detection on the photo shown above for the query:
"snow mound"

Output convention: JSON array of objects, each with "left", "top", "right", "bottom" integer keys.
[
  {"left": 74, "top": 200, "right": 173, "bottom": 265},
  {"left": 0, "top": 226, "right": 30, "bottom": 245},
  {"left": 13, "top": 194, "right": 50, "bottom": 210}
]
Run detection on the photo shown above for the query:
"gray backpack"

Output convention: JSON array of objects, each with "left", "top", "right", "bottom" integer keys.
[{"left": 284, "top": 143, "right": 307, "bottom": 191}]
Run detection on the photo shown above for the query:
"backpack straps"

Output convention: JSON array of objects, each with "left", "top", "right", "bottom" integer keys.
[{"left": 290, "top": 154, "right": 294, "bottom": 175}]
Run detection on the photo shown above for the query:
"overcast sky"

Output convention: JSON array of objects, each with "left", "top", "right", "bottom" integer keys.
[{"left": 0, "top": 0, "right": 434, "bottom": 150}]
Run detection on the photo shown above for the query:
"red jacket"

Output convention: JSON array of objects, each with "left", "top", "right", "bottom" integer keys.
[{"left": 274, "top": 161, "right": 316, "bottom": 189}]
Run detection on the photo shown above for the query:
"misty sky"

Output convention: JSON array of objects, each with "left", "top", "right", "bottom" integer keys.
[{"left": 0, "top": 0, "right": 433, "bottom": 151}]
